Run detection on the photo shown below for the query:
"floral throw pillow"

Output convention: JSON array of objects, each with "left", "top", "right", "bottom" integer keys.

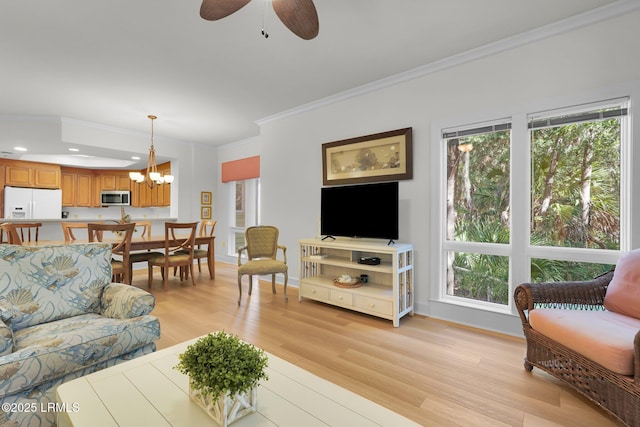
[{"left": 0, "top": 243, "right": 112, "bottom": 331}]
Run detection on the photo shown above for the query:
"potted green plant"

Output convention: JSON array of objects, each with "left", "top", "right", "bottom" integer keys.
[{"left": 175, "top": 331, "right": 268, "bottom": 426}]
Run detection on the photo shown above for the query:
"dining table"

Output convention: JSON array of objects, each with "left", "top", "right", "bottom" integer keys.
[{"left": 22, "top": 235, "right": 216, "bottom": 279}]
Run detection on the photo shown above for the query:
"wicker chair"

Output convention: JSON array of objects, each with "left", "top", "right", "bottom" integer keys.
[
  {"left": 237, "top": 225, "right": 288, "bottom": 306},
  {"left": 514, "top": 270, "right": 640, "bottom": 426}
]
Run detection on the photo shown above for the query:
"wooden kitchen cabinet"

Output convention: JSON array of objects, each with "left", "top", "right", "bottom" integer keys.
[
  {"left": 99, "top": 173, "right": 131, "bottom": 191},
  {"left": 136, "top": 183, "right": 152, "bottom": 207},
  {"left": 5, "top": 160, "right": 60, "bottom": 189},
  {"left": 61, "top": 168, "right": 95, "bottom": 207},
  {"left": 155, "top": 162, "right": 171, "bottom": 207},
  {"left": 130, "top": 162, "right": 171, "bottom": 207},
  {"left": 61, "top": 172, "right": 76, "bottom": 206},
  {"left": 4, "top": 159, "right": 170, "bottom": 209},
  {"left": 76, "top": 173, "right": 94, "bottom": 207}
]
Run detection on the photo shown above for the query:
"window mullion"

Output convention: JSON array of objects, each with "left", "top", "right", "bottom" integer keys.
[{"left": 510, "top": 113, "right": 530, "bottom": 290}]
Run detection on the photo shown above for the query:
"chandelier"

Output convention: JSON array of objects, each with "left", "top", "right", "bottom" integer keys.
[{"left": 129, "top": 115, "right": 174, "bottom": 188}]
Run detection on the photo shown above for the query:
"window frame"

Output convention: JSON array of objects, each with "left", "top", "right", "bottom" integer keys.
[
  {"left": 227, "top": 178, "right": 261, "bottom": 257},
  {"left": 440, "top": 118, "right": 515, "bottom": 312},
  {"left": 431, "top": 96, "right": 632, "bottom": 317}
]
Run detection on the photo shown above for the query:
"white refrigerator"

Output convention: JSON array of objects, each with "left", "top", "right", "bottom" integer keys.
[{"left": 4, "top": 186, "right": 63, "bottom": 219}]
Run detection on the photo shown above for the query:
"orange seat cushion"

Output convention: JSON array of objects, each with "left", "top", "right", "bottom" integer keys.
[
  {"left": 529, "top": 308, "right": 640, "bottom": 375},
  {"left": 604, "top": 248, "right": 640, "bottom": 319}
]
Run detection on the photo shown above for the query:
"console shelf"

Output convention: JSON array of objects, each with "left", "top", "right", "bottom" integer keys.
[{"left": 299, "top": 238, "right": 414, "bottom": 327}]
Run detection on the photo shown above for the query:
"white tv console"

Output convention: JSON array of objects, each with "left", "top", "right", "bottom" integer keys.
[{"left": 298, "top": 238, "right": 414, "bottom": 327}]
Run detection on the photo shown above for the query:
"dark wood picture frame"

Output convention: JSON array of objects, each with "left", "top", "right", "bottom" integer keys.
[{"left": 322, "top": 127, "right": 413, "bottom": 185}]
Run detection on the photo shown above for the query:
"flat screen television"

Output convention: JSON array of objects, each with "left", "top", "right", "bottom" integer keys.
[{"left": 320, "top": 181, "right": 399, "bottom": 242}]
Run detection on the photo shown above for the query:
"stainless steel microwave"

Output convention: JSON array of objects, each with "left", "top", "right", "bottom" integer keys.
[{"left": 100, "top": 191, "right": 130, "bottom": 206}]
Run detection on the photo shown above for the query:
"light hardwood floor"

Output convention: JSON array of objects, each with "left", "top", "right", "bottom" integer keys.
[{"left": 131, "top": 262, "right": 621, "bottom": 427}]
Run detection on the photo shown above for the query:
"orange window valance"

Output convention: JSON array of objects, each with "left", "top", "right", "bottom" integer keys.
[{"left": 221, "top": 156, "right": 260, "bottom": 183}]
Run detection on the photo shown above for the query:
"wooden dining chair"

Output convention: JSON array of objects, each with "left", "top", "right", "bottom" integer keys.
[
  {"left": 173, "top": 219, "right": 216, "bottom": 279},
  {"left": 148, "top": 222, "right": 198, "bottom": 290},
  {"left": 135, "top": 220, "right": 152, "bottom": 238},
  {"left": 1, "top": 223, "right": 22, "bottom": 245},
  {"left": 61, "top": 222, "right": 91, "bottom": 241},
  {"left": 128, "top": 221, "right": 162, "bottom": 281},
  {"left": 1, "top": 222, "right": 42, "bottom": 244},
  {"left": 13, "top": 222, "right": 42, "bottom": 243},
  {"left": 88, "top": 222, "right": 135, "bottom": 284}
]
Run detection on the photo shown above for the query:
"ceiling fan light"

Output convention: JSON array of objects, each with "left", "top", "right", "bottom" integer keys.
[{"left": 200, "top": 0, "right": 318, "bottom": 40}]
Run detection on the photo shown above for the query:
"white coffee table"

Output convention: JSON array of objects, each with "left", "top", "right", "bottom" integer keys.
[{"left": 56, "top": 337, "right": 420, "bottom": 427}]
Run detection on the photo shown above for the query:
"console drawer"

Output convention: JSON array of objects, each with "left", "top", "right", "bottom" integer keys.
[
  {"left": 329, "top": 289, "right": 353, "bottom": 306},
  {"left": 300, "top": 283, "right": 329, "bottom": 301},
  {"left": 354, "top": 295, "right": 392, "bottom": 316}
]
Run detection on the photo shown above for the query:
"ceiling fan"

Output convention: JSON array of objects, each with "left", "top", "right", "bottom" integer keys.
[{"left": 200, "top": 0, "right": 319, "bottom": 40}]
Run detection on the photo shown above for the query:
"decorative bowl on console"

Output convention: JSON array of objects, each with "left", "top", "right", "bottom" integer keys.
[{"left": 333, "top": 275, "right": 363, "bottom": 288}]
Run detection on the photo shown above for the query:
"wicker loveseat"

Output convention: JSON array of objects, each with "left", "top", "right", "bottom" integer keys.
[
  {"left": 0, "top": 243, "right": 160, "bottom": 427},
  {"left": 514, "top": 250, "right": 640, "bottom": 426}
]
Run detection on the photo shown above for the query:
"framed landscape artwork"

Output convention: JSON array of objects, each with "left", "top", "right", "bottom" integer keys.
[{"left": 322, "top": 127, "right": 413, "bottom": 185}]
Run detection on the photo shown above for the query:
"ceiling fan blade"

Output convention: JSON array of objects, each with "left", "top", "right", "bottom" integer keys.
[
  {"left": 272, "top": 0, "right": 319, "bottom": 40},
  {"left": 200, "top": 0, "right": 252, "bottom": 21}
]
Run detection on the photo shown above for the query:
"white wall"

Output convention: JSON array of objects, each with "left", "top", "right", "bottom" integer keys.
[{"left": 217, "top": 10, "right": 640, "bottom": 335}]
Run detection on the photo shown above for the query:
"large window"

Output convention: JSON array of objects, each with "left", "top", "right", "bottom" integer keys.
[
  {"left": 529, "top": 101, "right": 626, "bottom": 281},
  {"left": 439, "top": 98, "right": 629, "bottom": 310},
  {"left": 443, "top": 120, "right": 512, "bottom": 305}
]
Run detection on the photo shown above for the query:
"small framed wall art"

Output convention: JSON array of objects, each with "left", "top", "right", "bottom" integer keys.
[
  {"left": 201, "top": 206, "right": 212, "bottom": 220},
  {"left": 201, "top": 191, "right": 212, "bottom": 205},
  {"left": 322, "top": 127, "right": 413, "bottom": 185}
]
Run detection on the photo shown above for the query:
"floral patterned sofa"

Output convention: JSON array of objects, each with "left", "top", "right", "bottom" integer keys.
[{"left": 0, "top": 243, "right": 160, "bottom": 427}]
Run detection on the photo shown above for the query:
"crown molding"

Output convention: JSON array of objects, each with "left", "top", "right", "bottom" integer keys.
[{"left": 257, "top": 0, "right": 640, "bottom": 126}]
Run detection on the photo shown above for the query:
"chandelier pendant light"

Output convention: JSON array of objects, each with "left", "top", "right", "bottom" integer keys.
[{"left": 129, "top": 115, "right": 174, "bottom": 189}]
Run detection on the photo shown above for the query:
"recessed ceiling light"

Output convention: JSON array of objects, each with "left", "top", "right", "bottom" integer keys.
[
  {"left": 14, "top": 146, "right": 27, "bottom": 152},
  {"left": 131, "top": 156, "right": 141, "bottom": 160},
  {"left": 68, "top": 148, "right": 79, "bottom": 152}
]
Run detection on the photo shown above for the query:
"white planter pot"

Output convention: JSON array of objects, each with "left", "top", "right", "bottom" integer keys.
[{"left": 189, "top": 382, "right": 258, "bottom": 427}]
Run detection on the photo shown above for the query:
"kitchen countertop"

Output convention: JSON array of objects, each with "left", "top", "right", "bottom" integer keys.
[{"left": 0, "top": 217, "right": 177, "bottom": 223}]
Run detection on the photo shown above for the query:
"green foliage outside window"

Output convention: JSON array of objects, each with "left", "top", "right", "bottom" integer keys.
[
  {"left": 446, "top": 112, "right": 622, "bottom": 305},
  {"left": 531, "top": 119, "right": 620, "bottom": 250}
]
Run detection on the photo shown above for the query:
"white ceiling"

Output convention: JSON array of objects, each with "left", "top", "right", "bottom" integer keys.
[{"left": 0, "top": 0, "right": 623, "bottom": 167}]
